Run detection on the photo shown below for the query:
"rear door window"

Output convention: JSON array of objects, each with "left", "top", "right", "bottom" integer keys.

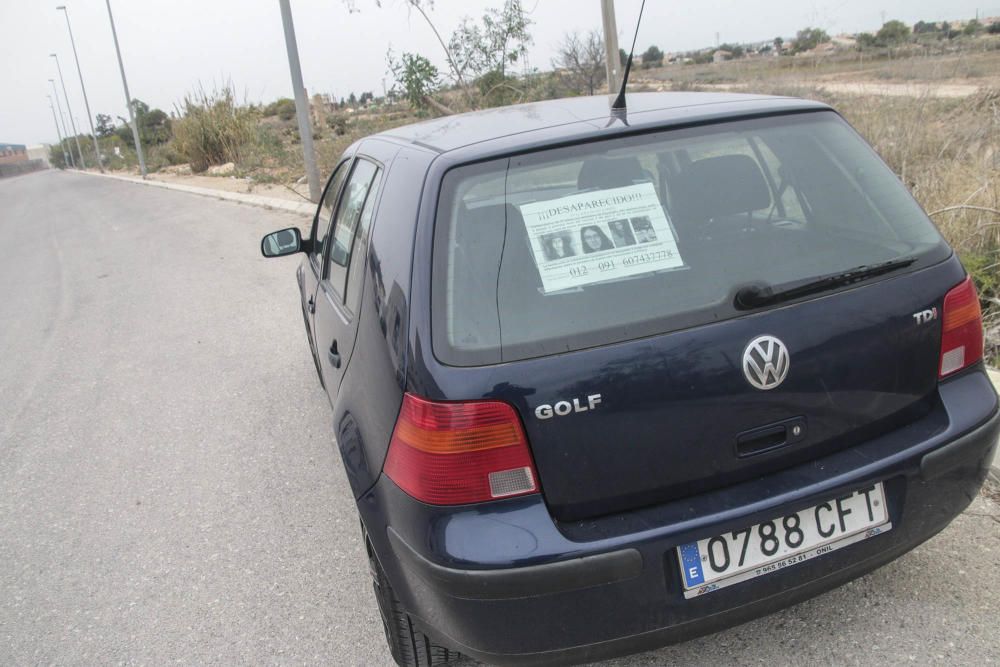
[{"left": 432, "top": 111, "right": 949, "bottom": 366}]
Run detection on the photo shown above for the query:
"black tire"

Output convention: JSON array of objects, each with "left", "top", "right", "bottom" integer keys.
[{"left": 365, "top": 529, "right": 463, "bottom": 666}]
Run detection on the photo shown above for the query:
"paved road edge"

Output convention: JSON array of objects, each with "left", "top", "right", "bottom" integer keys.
[{"left": 77, "top": 171, "right": 315, "bottom": 218}]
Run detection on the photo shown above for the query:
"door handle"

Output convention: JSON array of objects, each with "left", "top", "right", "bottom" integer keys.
[
  {"left": 328, "top": 340, "right": 341, "bottom": 368},
  {"left": 307, "top": 296, "right": 315, "bottom": 314}
]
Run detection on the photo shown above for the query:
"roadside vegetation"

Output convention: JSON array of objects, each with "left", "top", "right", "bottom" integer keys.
[{"left": 48, "top": 9, "right": 1000, "bottom": 359}]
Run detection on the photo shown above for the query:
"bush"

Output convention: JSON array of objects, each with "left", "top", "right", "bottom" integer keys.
[
  {"left": 172, "top": 87, "right": 259, "bottom": 172},
  {"left": 326, "top": 114, "right": 348, "bottom": 135},
  {"left": 793, "top": 27, "right": 829, "bottom": 53},
  {"left": 263, "top": 98, "right": 297, "bottom": 121}
]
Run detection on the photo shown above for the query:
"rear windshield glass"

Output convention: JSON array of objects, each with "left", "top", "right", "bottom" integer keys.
[{"left": 432, "top": 111, "right": 949, "bottom": 366}]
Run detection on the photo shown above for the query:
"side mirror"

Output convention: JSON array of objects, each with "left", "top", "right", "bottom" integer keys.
[{"left": 261, "top": 227, "right": 302, "bottom": 257}]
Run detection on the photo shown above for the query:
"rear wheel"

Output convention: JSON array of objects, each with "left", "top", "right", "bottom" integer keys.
[{"left": 365, "top": 528, "right": 462, "bottom": 666}]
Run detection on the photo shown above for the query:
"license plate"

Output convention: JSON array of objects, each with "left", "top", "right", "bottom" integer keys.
[{"left": 677, "top": 482, "right": 891, "bottom": 599}]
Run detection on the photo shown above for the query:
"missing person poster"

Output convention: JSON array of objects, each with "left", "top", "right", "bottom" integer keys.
[{"left": 519, "top": 183, "right": 684, "bottom": 293}]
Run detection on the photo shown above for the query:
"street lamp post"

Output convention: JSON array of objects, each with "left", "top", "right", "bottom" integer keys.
[
  {"left": 278, "top": 0, "right": 321, "bottom": 203},
  {"left": 105, "top": 0, "right": 146, "bottom": 177},
  {"left": 49, "top": 53, "right": 86, "bottom": 168},
  {"left": 47, "top": 96, "right": 72, "bottom": 168},
  {"left": 56, "top": 5, "right": 104, "bottom": 172},
  {"left": 601, "top": 0, "right": 621, "bottom": 94},
  {"left": 48, "top": 79, "right": 76, "bottom": 168}
]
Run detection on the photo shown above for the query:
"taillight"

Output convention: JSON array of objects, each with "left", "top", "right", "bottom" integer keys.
[
  {"left": 939, "top": 276, "right": 983, "bottom": 378},
  {"left": 383, "top": 393, "right": 539, "bottom": 505}
]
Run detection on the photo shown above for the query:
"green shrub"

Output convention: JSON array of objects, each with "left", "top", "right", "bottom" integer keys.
[{"left": 263, "top": 98, "right": 297, "bottom": 121}]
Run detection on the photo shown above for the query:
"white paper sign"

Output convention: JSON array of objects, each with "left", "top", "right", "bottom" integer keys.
[{"left": 519, "top": 183, "right": 684, "bottom": 293}]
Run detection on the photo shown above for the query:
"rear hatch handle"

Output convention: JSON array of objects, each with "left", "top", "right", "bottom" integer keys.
[{"left": 736, "top": 416, "right": 807, "bottom": 458}]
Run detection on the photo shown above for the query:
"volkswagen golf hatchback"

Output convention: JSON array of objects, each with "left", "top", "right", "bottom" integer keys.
[{"left": 261, "top": 93, "right": 999, "bottom": 666}]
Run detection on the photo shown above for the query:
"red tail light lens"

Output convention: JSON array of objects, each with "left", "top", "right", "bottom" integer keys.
[
  {"left": 940, "top": 276, "right": 983, "bottom": 378},
  {"left": 383, "top": 393, "right": 539, "bottom": 505}
]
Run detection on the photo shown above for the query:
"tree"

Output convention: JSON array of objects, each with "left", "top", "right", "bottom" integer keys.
[
  {"left": 773, "top": 36, "right": 784, "bottom": 53},
  {"left": 876, "top": 20, "right": 910, "bottom": 45},
  {"left": 964, "top": 19, "right": 982, "bottom": 36},
  {"left": 640, "top": 45, "right": 664, "bottom": 67},
  {"left": 792, "top": 27, "right": 829, "bottom": 53},
  {"left": 554, "top": 30, "right": 606, "bottom": 95},
  {"left": 140, "top": 108, "right": 171, "bottom": 145},
  {"left": 375, "top": 0, "right": 532, "bottom": 110},
  {"left": 95, "top": 113, "right": 115, "bottom": 138},
  {"left": 989, "top": 22, "right": 1000, "bottom": 35},
  {"left": 447, "top": 0, "right": 532, "bottom": 105},
  {"left": 619, "top": 48, "right": 627, "bottom": 66},
  {"left": 856, "top": 32, "right": 877, "bottom": 49},
  {"left": 913, "top": 20, "right": 938, "bottom": 34},
  {"left": 112, "top": 99, "right": 170, "bottom": 147},
  {"left": 388, "top": 50, "right": 442, "bottom": 112},
  {"left": 718, "top": 43, "right": 745, "bottom": 59}
]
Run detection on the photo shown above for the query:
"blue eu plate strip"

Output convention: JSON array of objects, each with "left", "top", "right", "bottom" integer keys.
[{"left": 679, "top": 542, "right": 704, "bottom": 587}]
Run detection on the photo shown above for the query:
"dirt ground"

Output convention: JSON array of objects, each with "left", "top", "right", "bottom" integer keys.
[
  {"left": 145, "top": 172, "right": 312, "bottom": 203},
  {"left": 695, "top": 80, "right": 983, "bottom": 97},
  {"left": 93, "top": 169, "right": 314, "bottom": 204}
]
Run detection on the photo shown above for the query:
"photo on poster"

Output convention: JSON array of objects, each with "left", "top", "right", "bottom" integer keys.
[
  {"left": 580, "top": 225, "right": 614, "bottom": 253},
  {"left": 630, "top": 216, "right": 658, "bottom": 243},
  {"left": 609, "top": 219, "right": 636, "bottom": 247},
  {"left": 518, "top": 183, "right": 685, "bottom": 294},
  {"left": 540, "top": 231, "right": 576, "bottom": 260}
]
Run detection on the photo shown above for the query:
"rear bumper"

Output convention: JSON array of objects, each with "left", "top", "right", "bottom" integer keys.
[{"left": 360, "top": 370, "right": 999, "bottom": 666}]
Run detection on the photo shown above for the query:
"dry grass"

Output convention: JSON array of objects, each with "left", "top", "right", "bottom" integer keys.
[{"left": 171, "top": 87, "right": 260, "bottom": 173}]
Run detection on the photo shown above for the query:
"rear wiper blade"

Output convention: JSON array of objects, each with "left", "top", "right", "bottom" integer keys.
[{"left": 734, "top": 257, "right": 917, "bottom": 310}]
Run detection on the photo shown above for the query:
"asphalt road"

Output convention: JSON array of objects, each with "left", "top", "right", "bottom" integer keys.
[{"left": 1, "top": 170, "right": 998, "bottom": 666}]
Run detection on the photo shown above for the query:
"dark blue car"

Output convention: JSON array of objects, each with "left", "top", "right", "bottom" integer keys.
[{"left": 261, "top": 93, "right": 999, "bottom": 666}]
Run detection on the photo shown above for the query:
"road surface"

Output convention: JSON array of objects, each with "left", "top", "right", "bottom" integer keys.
[{"left": 1, "top": 170, "right": 998, "bottom": 665}]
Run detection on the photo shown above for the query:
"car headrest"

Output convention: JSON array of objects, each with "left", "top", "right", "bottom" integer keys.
[
  {"left": 577, "top": 156, "right": 646, "bottom": 191},
  {"left": 671, "top": 155, "right": 771, "bottom": 222}
]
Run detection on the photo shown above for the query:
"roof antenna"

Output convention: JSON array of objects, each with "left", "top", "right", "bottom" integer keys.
[{"left": 611, "top": 0, "right": 647, "bottom": 112}]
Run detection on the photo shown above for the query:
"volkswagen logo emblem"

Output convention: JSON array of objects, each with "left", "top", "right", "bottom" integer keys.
[{"left": 742, "top": 335, "right": 790, "bottom": 390}]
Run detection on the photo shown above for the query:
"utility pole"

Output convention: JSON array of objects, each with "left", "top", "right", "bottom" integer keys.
[
  {"left": 278, "top": 0, "right": 321, "bottom": 203},
  {"left": 48, "top": 79, "right": 75, "bottom": 168},
  {"left": 48, "top": 96, "right": 71, "bottom": 168},
  {"left": 50, "top": 54, "right": 85, "bottom": 168},
  {"left": 601, "top": 0, "right": 621, "bottom": 94},
  {"left": 105, "top": 0, "right": 146, "bottom": 177},
  {"left": 57, "top": 5, "right": 104, "bottom": 172}
]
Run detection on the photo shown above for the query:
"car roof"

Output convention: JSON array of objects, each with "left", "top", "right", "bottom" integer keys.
[{"left": 374, "top": 92, "right": 831, "bottom": 154}]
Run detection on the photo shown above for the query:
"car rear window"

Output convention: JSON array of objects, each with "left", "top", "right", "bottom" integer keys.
[{"left": 432, "top": 111, "right": 949, "bottom": 366}]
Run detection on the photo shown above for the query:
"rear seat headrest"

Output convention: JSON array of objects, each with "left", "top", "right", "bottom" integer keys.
[
  {"left": 577, "top": 156, "right": 647, "bottom": 191},
  {"left": 671, "top": 154, "right": 771, "bottom": 222}
]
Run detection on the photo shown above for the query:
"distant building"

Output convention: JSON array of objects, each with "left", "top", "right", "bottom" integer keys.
[{"left": 0, "top": 143, "right": 28, "bottom": 165}]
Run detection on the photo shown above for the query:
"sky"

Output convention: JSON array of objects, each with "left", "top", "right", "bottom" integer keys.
[{"left": 1, "top": 0, "right": 997, "bottom": 146}]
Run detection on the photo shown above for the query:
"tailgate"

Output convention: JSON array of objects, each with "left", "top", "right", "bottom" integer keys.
[{"left": 490, "top": 261, "right": 960, "bottom": 521}]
